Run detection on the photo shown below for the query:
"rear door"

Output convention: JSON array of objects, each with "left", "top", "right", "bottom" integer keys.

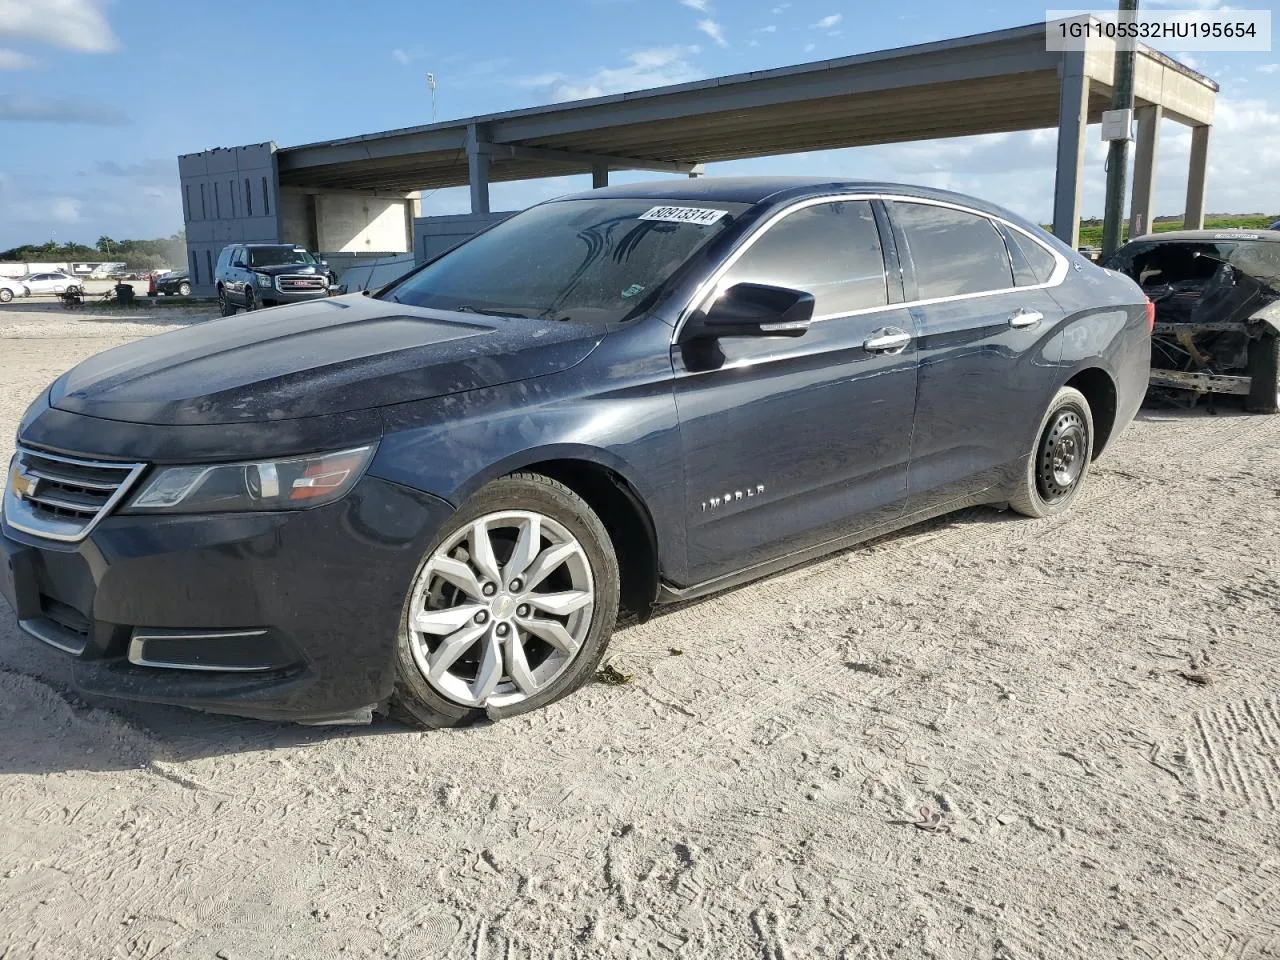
[
  {"left": 887, "top": 199, "right": 1067, "bottom": 510},
  {"left": 672, "top": 198, "right": 919, "bottom": 585}
]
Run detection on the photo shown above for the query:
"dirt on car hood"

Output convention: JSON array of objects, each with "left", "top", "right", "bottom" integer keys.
[{"left": 48, "top": 294, "right": 605, "bottom": 425}]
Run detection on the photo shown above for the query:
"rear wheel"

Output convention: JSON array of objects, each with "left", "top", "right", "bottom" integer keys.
[
  {"left": 1246, "top": 334, "right": 1280, "bottom": 414},
  {"left": 217, "top": 286, "right": 236, "bottom": 317},
  {"left": 1009, "top": 386, "right": 1094, "bottom": 519},
  {"left": 392, "top": 473, "right": 620, "bottom": 729},
  {"left": 0, "top": 288, "right": 11, "bottom": 303}
]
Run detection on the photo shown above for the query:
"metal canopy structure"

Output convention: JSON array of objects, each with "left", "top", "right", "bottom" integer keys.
[{"left": 173, "top": 17, "right": 1216, "bottom": 295}]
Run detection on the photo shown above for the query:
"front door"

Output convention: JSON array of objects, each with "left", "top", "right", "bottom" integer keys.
[{"left": 672, "top": 198, "right": 919, "bottom": 586}]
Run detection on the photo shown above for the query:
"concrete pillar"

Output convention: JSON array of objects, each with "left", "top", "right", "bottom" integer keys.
[
  {"left": 1184, "top": 124, "right": 1210, "bottom": 230},
  {"left": 1052, "top": 50, "right": 1090, "bottom": 248},
  {"left": 592, "top": 164, "right": 610, "bottom": 189},
  {"left": 466, "top": 123, "right": 492, "bottom": 216},
  {"left": 1128, "top": 105, "right": 1161, "bottom": 239}
]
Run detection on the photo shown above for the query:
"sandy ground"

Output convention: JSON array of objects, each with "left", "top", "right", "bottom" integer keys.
[{"left": 0, "top": 305, "right": 1278, "bottom": 959}]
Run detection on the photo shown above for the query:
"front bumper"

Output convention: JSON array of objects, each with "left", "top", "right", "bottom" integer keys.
[{"left": 0, "top": 476, "right": 453, "bottom": 722}]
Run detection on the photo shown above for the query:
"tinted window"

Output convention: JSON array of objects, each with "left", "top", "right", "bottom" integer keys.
[
  {"left": 893, "top": 202, "right": 1014, "bottom": 299},
  {"left": 386, "top": 198, "right": 748, "bottom": 323},
  {"left": 1007, "top": 228, "right": 1058, "bottom": 285},
  {"left": 722, "top": 200, "right": 887, "bottom": 315},
  {"left": 246, "top": 246, "right": 317, "bottom": 267}
]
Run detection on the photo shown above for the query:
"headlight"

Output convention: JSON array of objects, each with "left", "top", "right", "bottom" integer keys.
[
  {"left": 256, "top": 273, "right": 274, "bottom": 288},
  {"left": 123, "top": 446, "right": 376, "bottom": 514}
]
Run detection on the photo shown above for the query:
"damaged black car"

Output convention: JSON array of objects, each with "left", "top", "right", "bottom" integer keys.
[{"left": 1104, "top": 230, "right": 1280, "bottom": 413}]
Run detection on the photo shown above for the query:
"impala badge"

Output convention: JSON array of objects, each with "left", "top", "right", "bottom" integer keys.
[{"left": 702, "top": 484, "right": 764, "bottom": 511}]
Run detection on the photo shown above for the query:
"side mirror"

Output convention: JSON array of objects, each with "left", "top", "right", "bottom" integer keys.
[{"left": 681, "top": 282, "right": 814, "bottom": 342}]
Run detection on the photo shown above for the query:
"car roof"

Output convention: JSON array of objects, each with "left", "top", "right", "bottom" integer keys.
[
  {"left": 554, "top": 176, "right": 1057, "bottom": 246},
  {"left": 1127, "top": 229, "right": 1280, "bottom": 244}
]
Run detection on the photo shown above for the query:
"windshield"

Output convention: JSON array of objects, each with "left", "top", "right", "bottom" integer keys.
[
  {"left": 382, "top": 198, "right": 748, "bottom": 322},
  {"left": 248, "top": 246, "right": 317, "bottom": 267}
]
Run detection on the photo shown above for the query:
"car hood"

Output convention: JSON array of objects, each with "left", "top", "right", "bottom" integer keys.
[
  {"left": 245, "top": 262, "right": 325, "bottom": 276},
  {"left": 49, "top": 294, "right": 606, "bottom": 426}
]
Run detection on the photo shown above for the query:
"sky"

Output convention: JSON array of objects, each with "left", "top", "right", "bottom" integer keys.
[{"left": 0, "top": 0, "right": 1278, "bottom": 250}]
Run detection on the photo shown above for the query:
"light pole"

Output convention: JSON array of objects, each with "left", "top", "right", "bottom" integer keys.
[
  {"left": 427, "top": 72, "right": 438, "bottom": 123},
  {"left": 1101, "top": 0, "right": 1139, "bottom": 258}
]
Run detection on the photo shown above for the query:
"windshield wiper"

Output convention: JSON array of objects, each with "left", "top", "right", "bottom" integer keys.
[{"left": 454, "top": 304, "right": 531, "bottom": 319}]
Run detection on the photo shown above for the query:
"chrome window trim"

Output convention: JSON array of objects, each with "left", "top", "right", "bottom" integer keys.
[
  {"left": 3, "top": 447, "right": 147, "bottom": 544},
  {"left": 671, "top": 192, "right": 1070, "bottom": 345}
]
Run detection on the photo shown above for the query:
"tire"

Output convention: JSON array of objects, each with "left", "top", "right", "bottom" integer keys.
[
  {"left": 217, "top": 287, "right": 236, "bottom": 317},
  {"left": 1008, "top": 386, "right": 1095, "bottom": 519},
  {"left": 1246, "top": 334, "right": 1280, "bottom": 414},
  {"left": 244, "top": 288, "right": 257, "bottom": 312},
  {"left": 0, "top": 288, "right": 11, "bottom": 303},
  {"left": 392, "top": 473, "right": 621, "bottom": 729},
  {"left": 178, "top": 281, "right": 191, "bottom": 297}
]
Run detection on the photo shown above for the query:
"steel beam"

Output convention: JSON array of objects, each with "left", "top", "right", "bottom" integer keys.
[
  {"left": 495, "top": 143, "right": 700, "bottom": 174},
  {"left": 1128, "top": 104, "right": 1161, "bottom": 238},
  {"left": 1184, "top": 124, "right": 1210, "bottom": 229},
  {"left": 1053, "top": 50, "right": 1090, "bottom": 248}
]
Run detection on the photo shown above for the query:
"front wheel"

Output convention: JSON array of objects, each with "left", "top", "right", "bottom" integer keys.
[
  {"left": 1246, "top": 334, "right": 1279, "bottom": 414},
  {"left": 1008, "top": 386, "right": 1094, "bottom": 519},
  {"left": 178, "top": 281, "right": 191, "bottom": 297},
  {"left": 217, "top": 287, "right": 236, "bottom": 317},
  {"left": 392, "top": 473, "right": 620, "bottom": 729},
  {"left": 0, "top": 288, "right": 11, "bottom": 303}
]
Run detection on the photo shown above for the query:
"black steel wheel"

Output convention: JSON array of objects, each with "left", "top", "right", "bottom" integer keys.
[
  {"left": 1246, "top": 334, "right": 1279, "bottom": 414},
  {"left": 1009, "top": 386, "right": 1094, "bottom": 519},
  {"left": 243, "top": 287, "right": 257, "bottom": 311}
]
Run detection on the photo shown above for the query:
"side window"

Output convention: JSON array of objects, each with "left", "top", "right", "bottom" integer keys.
[
  {"left": 721, "top": 200, "right": 887, "bottom": 315},
  {"left": 1005, "top": 227, "right": 1059, "bottom": 286},
  {"left": 892, "top": 202, "right": 1014, "bottom": 299}
]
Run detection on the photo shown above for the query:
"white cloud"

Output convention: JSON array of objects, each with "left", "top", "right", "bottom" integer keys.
[
  {"left": 679, "top": 0, "right": 710, "bottom": 10},
  {"left": 0, "top": 0, "right": 116, "bottom": 52},
  {"left": 761, "top": 24, "right": 777, "bottom": 33},
  {"left": 0, "top": 48, "right": 35, "bottom": 69},
  {"left": 803, "top": 41, "right": 816, "bottom": 53},
  {"left": 697, "top": 18, "right": 728, "bottom": 47},
  {"left": 812, "top": 14, "right": 842, "bottom": 29},
  {"left": 1170, "top": 51, "right": 1201, "bottom": 70},
  {"left": 391, "top": 48, "right": 411, "bottom": 65},
  {"left": 771, "top": 2, "right": 791, "bottom": 12},
  {"left": 0, "top": 92, "right": 127, "bottom": 124},
  {"left": 1258, "top": 64, "right": 1279, "bottom": 74},
  {"left": 50, "top": 197, "right": 81, "bottom": 223},
  {"left": 519, "top": 45, "right": 703, "bottom": 102}
]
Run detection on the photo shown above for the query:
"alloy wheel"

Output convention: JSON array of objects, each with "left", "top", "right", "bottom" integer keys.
[
  {"left": 1036, "top": 407, "right": 1087, "bottom": 503},
  {"left": 407, "top": 510, "right": 595, "bottom": 708}
]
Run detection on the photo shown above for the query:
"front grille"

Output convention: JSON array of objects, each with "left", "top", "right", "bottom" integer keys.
[
  {"left": 276, "top": 274, "right": 327, "bottom": 292},
  {"left": 4, "top": 446, "right": 146, "bottom": 542}
]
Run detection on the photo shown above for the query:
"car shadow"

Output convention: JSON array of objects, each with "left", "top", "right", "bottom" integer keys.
[{"left": 0, "top": 502, "right": 1020, "bottom": 777}]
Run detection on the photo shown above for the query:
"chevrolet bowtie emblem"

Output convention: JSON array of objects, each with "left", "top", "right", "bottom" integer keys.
[{"left": 9, "top": 464, "right": 38, "bottom": 501}]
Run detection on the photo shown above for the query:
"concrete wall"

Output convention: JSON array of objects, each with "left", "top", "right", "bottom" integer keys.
[
  {"left": 414, "top": 211, "right": 516, "bottom": 264},
  {"left": 179, "top": 143, "right": 282, "bottom": 296}
]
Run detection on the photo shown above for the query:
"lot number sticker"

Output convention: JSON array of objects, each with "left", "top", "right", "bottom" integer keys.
[{"left": 639, "top": 206, "right": 729, "bottom": 226}]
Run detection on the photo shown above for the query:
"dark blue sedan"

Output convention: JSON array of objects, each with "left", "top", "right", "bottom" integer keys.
[{"left": 1, "top": 178, "right": 1151, "bottom": 727}]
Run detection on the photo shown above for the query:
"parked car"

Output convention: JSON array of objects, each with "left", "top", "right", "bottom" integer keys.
[
  {"left": 1103, "top": 230, "right": 1279, "bottom": 413},
  {"left": 1268, "top": 219, "right": 1280, "bottom": 231},
  {"left": 0, "top": 277, "right": 29, "bottom": 302},
  {"left": 22, "top": 272, "right": 81, "bottom": 296},
  {"left": 155, "top": 271, "right": 191, "bottom": 297},
  {"left": 1, "top": 179, "right": 1150, "bottom": 728},
  {"left": 215, "top": 243, "right": 334, "bottom": 315}
]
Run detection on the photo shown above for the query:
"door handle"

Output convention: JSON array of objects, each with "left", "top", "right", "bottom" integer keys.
[
  {"left": 1008, "top": 308, "right": 1043, "bottom": 328},
  {"left": 863, "top": 328, "right": 912, "bottom": 353}
]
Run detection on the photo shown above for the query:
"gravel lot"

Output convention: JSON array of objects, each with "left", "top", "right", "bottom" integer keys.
[{"left": 1, "top": 305, "right": 1278, "bottom": 959}]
